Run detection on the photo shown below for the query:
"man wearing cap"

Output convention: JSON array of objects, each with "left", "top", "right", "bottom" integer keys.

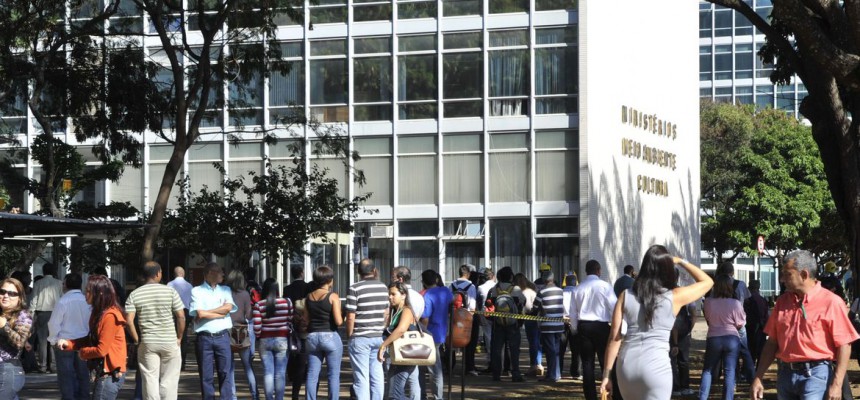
[{"left": 751, "top": 250, "right": 859, "bottom": 400}]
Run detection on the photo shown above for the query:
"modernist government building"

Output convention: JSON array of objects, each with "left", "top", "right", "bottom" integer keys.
[{"left": 0, "top": 0, "right": 700, "bottom": 291}]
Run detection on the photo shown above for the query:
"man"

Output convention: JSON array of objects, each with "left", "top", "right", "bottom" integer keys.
[
  {"left": 190, "top": 262, "right": 237, "bottom": 400},
  {"left": 569, "top": 260, "right": 617, "bottom": 400},
  {"left": 127, "top": 261, "right": 186, "bottom": 400},
  {"left": 388, "top": 266, "right": 424, "bottom": 398},
  {"left": 31, "top": 262, "right": 63, "bottom": 373},
  {"left": 48, "top": 273, "right": 91, "bottom": 400},
  {"left": 167, "top": 266, "right": 193, "bottom": 371},
  {"left": 743, "top": 279, "right": 769, "bottom": 366},
  {"left": 346, "top": 259, "right": 389, "bottom": 400},
  {"left": 420, "top": 270, "right": 453, "bottom": 400},
  {"left": 715, "top": 261, "right": 755, "bottom": 382},
  {"left": 534, "top": 271, "right": 565, "bottom": 383},
  {"left": 613, "top": 265, "right": 635, "bottom": 297},
  {"left": 751, "top": 250, "right": 859, "bottom": 400},
  {"left": 486, "top": 266, "right": 525, "bottom": 382},
  {"left": 477, "top": 269, "right": 496, "bottom": 372},
  {"left": 534, "top": 263, "right": 552, "bottom": 291},
  {"left": 450, "top": 264, "right": 477, "bottom": 372},
  {"left": 283, "top": 265, "right": 310, "bottom": 400}
]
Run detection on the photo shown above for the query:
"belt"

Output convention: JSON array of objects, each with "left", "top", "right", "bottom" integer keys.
[
  {"left": 197, "top": 329, "right": 228, "bottom": 337},
  {"left": 785, "top": 360, "right": 830, "bottom": 371}
]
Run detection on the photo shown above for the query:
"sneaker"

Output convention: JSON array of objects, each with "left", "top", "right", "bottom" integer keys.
[
  {"left": 536, "top": 365, "right": 545, "bottom": 376},
  {"left": 571, "top": 375, "right": 583, "bottom": 381},
  {"left": 681, "top": 388, "right": 697, "bottom": 396},
  {"left": 467, "top": 370, "right": 479, "bottom": 376}
]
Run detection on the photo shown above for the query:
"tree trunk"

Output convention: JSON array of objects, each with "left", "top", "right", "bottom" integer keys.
[{"left": 141, "top": 145, "right": 187, "bottom": 263}]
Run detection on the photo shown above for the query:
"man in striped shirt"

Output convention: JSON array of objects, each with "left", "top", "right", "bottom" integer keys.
[
  {"left": 534, "top": 271, "right": 565, "bottom": 383},
  {"left": 346, "top": 259, "right": 389, "bottom": 400},
  {"left": 126, "top": 261, "right": 186, "bottom": 400}
]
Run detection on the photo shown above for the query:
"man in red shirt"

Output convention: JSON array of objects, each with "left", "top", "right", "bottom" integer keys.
[{"left": 751, "top": 250, "right": 859, "bottom": 400}]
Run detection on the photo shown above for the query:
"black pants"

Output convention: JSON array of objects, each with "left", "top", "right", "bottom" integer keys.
[
  {"left": 578, "top": 321, "right": 621, "bottom": 400},
  {"left": 465, "top": 314, "right": 480, "bottom": 372},
  {"left": 559, "top": 324, "right": 580, "bottom": 377},
  {"left": 671, "top": 333, "right": 691, "bottom": 390}
]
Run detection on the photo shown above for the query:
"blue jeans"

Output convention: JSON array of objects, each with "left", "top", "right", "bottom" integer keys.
[
  {"left": 259, "top": 337, "right": 289, "bottom": 400},
  {"left": 541, "top": 332, "right": 562, "bottom": 381},
  {"left": 55, "top": 349, "right": 90, "bottom": 400},
  {"left": 348, "top": 336, "right": 384, "bottom": 400},
  {"left": 92, "top": 373, "right": 125, "bottom": 400},
  {"left": 232, "top": 344, "right": 259, "bottom": 400},
  {"left": 388, "top": 364, "right": 419, "bottom": 400},
  {"left": 419, "top": 344, "right": 444, "bottom": 400},
  {"left": 306, "top": 331, "right": 343, "bottom": 400},
  {"left": 0, "top": 362, "right": 25, "bottom": 400},
  {"left": 699, "top": 335, "right": 740, "bottom": 400},
  {"left": 776, "top": 362, "right": 832, "bottom": 400},
  {"left": 524, "top": 321, "right": 542, "bottom": 367},
  {"left": 196, "top": 332, "right": 235, "bottom": 400},
  {"left": 737, "top": 327, "right": 755, "bottom": 381}
]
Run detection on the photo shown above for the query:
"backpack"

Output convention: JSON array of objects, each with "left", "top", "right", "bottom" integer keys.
[
  {"left": 493, "top": 284, "right": 520, "bottom": 327},
  {"left": 450, "top": 281, "right": 474, "bottom": 311}
]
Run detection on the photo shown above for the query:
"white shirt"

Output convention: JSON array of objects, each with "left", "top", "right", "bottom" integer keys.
[
  {"left": 406, "top": 286, "right": 425, "bottom": 320},
  {"left": 168, "top": 277, "right": 194, "bottom": 309},
  {"left": 570, "top": 275, "right": 617, "bottom": 329},
  {"left": 47, "top": 290, "right": 91, "bottom": 345},
  {"left": 450, "top": 278, "right": 477, "bottom": 311},
  {"left": 479, "top": 280, "right": 496, "bottom": 306},
  {"left": 31, "top": 275, "right": 63, "bottom": 312}
]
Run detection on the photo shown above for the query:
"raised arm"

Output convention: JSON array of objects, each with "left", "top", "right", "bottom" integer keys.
[{"left": 671, "top": 257, "right": 713, "bottom": 315}]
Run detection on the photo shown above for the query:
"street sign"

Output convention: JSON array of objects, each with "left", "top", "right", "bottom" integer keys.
[{"left": 757, "top": 235, "right": 765, "bottom": 255}]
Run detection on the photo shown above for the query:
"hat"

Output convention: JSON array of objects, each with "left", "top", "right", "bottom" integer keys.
[
  {"left": 824, "top": 261, "right": 838, "bottom": 274},
  {"left": 539, "top": 263, "right": 552, "bottom": 272}
]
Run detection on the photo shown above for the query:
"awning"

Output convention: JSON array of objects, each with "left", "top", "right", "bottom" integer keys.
[{"left": 0, "top": 213, "right": 149, "bottom": 241}]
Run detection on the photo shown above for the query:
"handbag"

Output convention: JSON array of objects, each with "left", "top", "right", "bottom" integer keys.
[
  {"left": 230, "top": 324, "right": 251, "bottom": 352},
  {"left": 389, "top": 309, "right": 437, "bottom": 366}
]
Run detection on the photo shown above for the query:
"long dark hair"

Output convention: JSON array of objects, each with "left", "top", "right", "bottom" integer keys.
[
  {"left": 388, "top": 282, "right": 412, "bottom": 313},
  {"left": 264, "top": 280, "right": 280, "bottom": 319},
  {"left": 632, "top": 245, "right": 676, "bottom": 327},
  {"left": 86, "top": 275, "right": 121, "bottom": 331}
]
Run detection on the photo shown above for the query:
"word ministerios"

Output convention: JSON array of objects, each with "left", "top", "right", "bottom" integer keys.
[{"left": 621, "top": 105, "right": 677, "bottom": 140}]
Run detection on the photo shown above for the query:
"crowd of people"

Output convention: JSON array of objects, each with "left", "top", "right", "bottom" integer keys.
[{"left": 0, "top": 247, "right": 859, "bottom": 400}]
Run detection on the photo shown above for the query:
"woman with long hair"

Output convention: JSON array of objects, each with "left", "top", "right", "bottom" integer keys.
[
  {"left": 58, "top": 275, "right": 127, "bottom": 400},
  {"left": 599, "top": 245, "right": 713, "bottom": 400},
  {"left": 253, "top": 280, "right": 293, "bottom": 400},
  {"left": 0, "top": 277, "right": 32, "bottom": 400},
  {"left": 378, "top": 281, "right": 420, "bottom": 400},
  {"left": 697, "top": 274, "right": 745, "bottom": 400},
  {"left": 303, "top": 265, "right": 344, "bottom": 400},
  {"left": 513, "top": 273, "right": 541, "bottom": 376},
  {"left": 226, "top": 269, "right": 259, "bottom": 400}
]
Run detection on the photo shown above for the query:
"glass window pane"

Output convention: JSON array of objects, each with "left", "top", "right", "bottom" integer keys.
[
  {"left": 443, "top": 53, "right": 482, "bottom": 99},
  {"left": 228, "top": 143, "right": 263, "bottom": 159},
  {"left": 310, "top": 59, "right": 347, "bottom": 104},
  {"left": 399, "top": 35, "right": 437, "bottom": 52},
  {"left": 399, "top": 136, "right": 436, "bottom": 153},
  {"left": 187, "top": 162, "right": 223, "bottom": 195},
  {"left": 490, "top": 132, "right": 527, "bottom": 149},
  {"left": 356, "top": 157, "right": 391, "bottom": 205},
  {"left": 444, "top": 101, "right": 482, "bottom": 118},
  {"left": 148, "top": 163, "right": 180, "bottom": 209},
  {"left": 444, "top": 153, "right": 481, "bottom": 203},
  {"left": 489, "top": 50, "right": 528, "bottom": 97},
  {"left": 536, "top": 150, "right": 577, "bottom": 201},
  {"left": 311, "top": 39, "right": 347, "bottom": 56},
  {"left": 312, "top": 158, "right": 347, "bottom": 198},
  {"left": 443, "top": 0, "right": 481, "bottom": 16},
  {"left": 536, "top": 130, "right": 577, "bottom": 149},
  {"left": 444, "top": 134, "right": 481, "bottom": 152},
  {"left": 355, "top": 137, "right": 392, "bottom": 154},
  {"left": 354, "top": 57, "right": 393, "bottom": 103},
  {"left": 398, "top": 55, "right": 437, "bottom": 101},
  {"left": 399, "top": 220, "right": 438, "bottom": 236},
  {"left": 270, "top": 62, "right": 304, "bottom": 106},
  {"left": 399, "top": 155, "right": 436, "bottom": 204},
  {"left": 536, "top": 217, "right": 577, "bottom": 234},
  {"left": 355, "top": 37, "right": 392, "bottom": 54},
  {"left": 399, "top": 103, "right": 438, "bottom": 120},
  {"left": 278, "top": 42, "right": 303, "bottom": 58},
  {"left": 535, "top": 0, "right": 576, "bottom": 11},
  {"left": 354, "top": 4, "right": 392, "bottom": 22},
  {"left": 444, "top": 32, "right": 482, "bottom": 50},
  {"left": 227, "top": 160, "right": 262, "bottom": 202},
  {"left": 490, "top": 219, "right": 532, "bottom": 276},
  {"left": 535, "top": 27, "right": 577, "bottom": 44},
  {"left": 399, "top": 1, "right": 437, "bottom": 19},
  {"left": 311, "top": 6, "right": 347, "bottom": 24},
  {"left": 399, "top": 240, "right": 439, "bottom": 283},
  {"left": 188, "top": 143, "right": 222, "bottom": 160},
  {"left": 535, "top": 47, "right": 577, "bottom": 95},
  {"left": 489, "top": 152, "right": 528, "bottom": 202},
  {"left": 536, "top": 237, "right": 579, "bottom": 282},
  {"left": 489, "top": 30, "right": 528, "bottom": 47},
  {"left": 355, "top": 105, "right": 393, "bottom": 121},
  {"left": 111, "top": 166, "right": 143, "bottom": 210},
  {"left": 489, "top": 0, "right": 528, "bottom": 14}
]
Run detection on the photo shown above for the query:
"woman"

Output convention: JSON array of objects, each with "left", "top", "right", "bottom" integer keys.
[
  {"left": 227, "top": 269, "right": 259, "bottom": 400},
  {"left": 58, "top": 275, "right": 127, "bottom": 400},
  {"left": 377, "top": 282, "right": 419, "bottom": 400},
  {"left": 253, "top": 280, "right": 293, "bottom": 400},
  {"left": 513, "top": 273, "right": 541, "bottom": 376},
  {"left": 303, "top": 265, "right": 343, "bottom": 400},
  {"left": 698, "top": 274, "right": 745, "bottom": 400},
  {"left": 0, "top": 278, "right": 32, "bottom": 400},
  {"left": 599, "top": 245, "right": 713, "bottom": 400}
]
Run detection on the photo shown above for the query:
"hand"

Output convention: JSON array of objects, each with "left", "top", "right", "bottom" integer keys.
[
  {"left": 672, "top": 256, "right": 684, "bottom": 265},
  {"left": 750, "top": 377, "right": 764, "bottom": 399},
  {"left": 670, "top": 346, "right": 678, "bottom": 356},
  {"left": 377, "top": 347, "right": 386, "bottom": 363},
  {"left": 827, "top": 382, "right": 842, "bottom": 400},
  {"left": 177, "top": 338, "right": 182, "bottom": 347},
  {"left": 599, "top": 377, "right": 612, "bottom": 398},
  {"left": 56, "top": 339, "right": 71, "bottom": 351}
]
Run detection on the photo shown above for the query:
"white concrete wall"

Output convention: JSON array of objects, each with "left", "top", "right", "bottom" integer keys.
[{"left": 579, "top": 0, "right": 701, "bottom": 283}]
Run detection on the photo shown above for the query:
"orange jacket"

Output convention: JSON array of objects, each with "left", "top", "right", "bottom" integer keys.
[{"left": 69, "top": 306, "right": 127, "bottom": 374}]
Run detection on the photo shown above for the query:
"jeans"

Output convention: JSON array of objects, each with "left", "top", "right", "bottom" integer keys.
[
  {"left": 232, "top": 344, "right": 259, "bottom": 400},
  {"left": 259, "top": 337, "right": 289, "bottom": 400},
  {"left": 737, "top": 327, "right": 756, "bottom": 382},
  {"left": 419, "top": 344, "right": 445, "bottom": 400},
  {"left": 578, "top": 321, "right": 609, "bottom": 400},
  {"left": 490, "top": 323, "right": 521, "bottom": 379},
  {"left": 479, "top": 315, "right": 493, "bottom": 367},
  {"left": 0, "top": 362, "right": 25, "bottom": 400},
  {"left": 91, "top": 373, "right": 125, "bottom": 400},
  {"left": 776, "top": 362, "right": 832, "bottom": 400},
  {"left": 196, "top": 332, "right": 235, "bottom": 400},
  {"left": 540, "top": 332, "right": 563, "bottom": 381},
  {"left": 388, "top": 365, "right": 419, "bottom": 400},
  {"left": 524, "top": 321, "right": 542, "bottom": 367},
  {"left": 55, "top": 348, "right": 90, "bottom": 400},
  {"left": 306, "top": 332, "right": 343, "bottom": 400},
  {"left": 699, "top": 335, "right": 740, "bottom": 400},
  {"left": 348, "top": 336, "right": 384, "bottom": 400}
]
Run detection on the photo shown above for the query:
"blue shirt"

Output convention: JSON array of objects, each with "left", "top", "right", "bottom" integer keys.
[
  {"left": 190, "top": 283, "right": 238, "bottom": 333},
  {"left": 421, "top": 286, "right": 453, "bottom": 344}
]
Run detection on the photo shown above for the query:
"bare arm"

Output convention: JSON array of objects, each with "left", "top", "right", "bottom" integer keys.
[
  {"left": 599, "top": 290, "right": 626, "bottom": 397},
  {"left": 828, "top": 344, "right": 851, "bottom": 400},
  {"left": 346, "top": 313, "right": 355, "bottom": 337},
  {"left": 126, "top": 312, "right": 139, "bottom": 344},
  {"left": 378, "top": 308, "right": 414, "bottom": 362},
  {"left": 750, "top": 337, "right": 778, "bottom": 399},
  {"left": 672, "top": 257, "right": 713, "bottom": 315},
  {"left": 174, "top": 309, "right": 186, "bottom": 343}
]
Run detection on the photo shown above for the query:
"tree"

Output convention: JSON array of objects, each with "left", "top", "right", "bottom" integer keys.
[
  {"left": 706, "top": 0, "right": 860, "bottom": 282},
  {"left": 700, "top": 101, "right": 839, "bottom": 263}
]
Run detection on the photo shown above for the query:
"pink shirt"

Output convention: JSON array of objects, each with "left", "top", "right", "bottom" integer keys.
[
  {"left": 764, "top": 282, "right": 859, "bottom": 362},
  {"left": 704, "top": 297, "right": 746, "bottom": 338}
]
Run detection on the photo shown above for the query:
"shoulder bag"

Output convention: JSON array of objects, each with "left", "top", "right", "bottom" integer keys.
[
  {"left": 389, "top": 309, "right": 437, "bottom": 366},
  {"left": 230, "top": 324, "right": 251, "bottom": 352}
]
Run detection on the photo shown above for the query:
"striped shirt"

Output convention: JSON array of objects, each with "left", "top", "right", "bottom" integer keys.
[
  {"left": 346, "top": 279, "right": 388, "bottom": 338},
  {"left": 125, "top": 283, "right": 184, "bottom": 344},
  {"left": 535, "top": 285, "right": 565, "bottom": 333},
  {"left": 253, "top": 298, "right": 294, "bottom": 338}
]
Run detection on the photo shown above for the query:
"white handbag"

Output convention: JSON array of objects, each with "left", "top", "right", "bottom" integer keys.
[{"left": 389, "top": 310, "right": 437, "bottom": 366}]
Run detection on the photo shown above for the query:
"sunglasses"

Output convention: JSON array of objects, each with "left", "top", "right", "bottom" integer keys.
[{"left": 0, "top": 289, "right": 20, "bottom": 298}]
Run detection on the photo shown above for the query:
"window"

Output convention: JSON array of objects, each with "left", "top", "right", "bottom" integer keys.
[
  {"left": 443, "top": 32, "right": 482, "bottom": 118},
  {"left": 714, "top": 87, "right": 732, "bottom": 103},
  {"left": 227, "top": 143, "right": 263, "bottom": 202},
  {"left": 713, "top": 7, "right": 732, "bottom": 37},
  {"left": 354, "top": 38, "right": 393, "bottom": 122},
  {"left": 535, "top": 27, "right": 577, "bottom": 114},
  {"left": 311, "top": 0, "right": 347, "bottom": 24},
  {"left": 535, "top": 0, "right": 576, "bottom": 11},
  {"left": 111, "top": 166, "right": 143, "bottom": 210},
  {"left": 398, "top": 35, "right": 438, "bottom": 120},
  {"left": 228, "top": 45, "right": 264, "bottom": 127},
  {"left": 186, "top": 142, "right": 223, "bottom": 196},
  {"left": 536, "top": 217, "right": 578, "bottom": 282},
  {"left": 700, "top": 45, "right": 712, "bottom": 81},
  {"left": 755, "top": 41, "right": 773, "bottom": 79},
  {"left": 490, "top": 219, "right": 531, "bottom": 276},
  {"left": 714, "top": 44, "right": 732, "bottom": 81},
  {"left": 489, "top": 30, "right": 529, "bottom": 116},
  {"left": 188, "top": 46, "right": 224, "bottom": 129},
  {"left": 536, "top": 130, "right": 577, "bottom": 201},
  {"left": 0, "top": 79, "right": 27, "bottom": 134},
  {"left": 354, "top": 0, "right": 392, "bottom": 22},
  {"left": 734, "top": 13, "right": 753, "bottom": 36},
  {"left": 755, "top": 85, "right": 773, "bottom": 109},
  {"left": 270, "top": 42, "right": 304, "bottom": 125},
  {"left": 398, "top": 136, "right": 437, "bottom": 204},
  {"left": 108, "top": 0, "right": 142, "bottom": 34},
  {"left": 699, "top": 3, "right": 713, "bottom": 38},
  {"left": 736, "top": 86, "right": 753, "bottom": 105},
  {"left": 489, "top": 132, "right": 528, "bottom": 202},
  {"left": 489, "top": 0, "right": 528, "bottom": 14},
  {"left": 734, "top": 43, "right": 753, "bottom": 80},
  {"left": 399, "top": 0, "right": 437, "bottom": 19},
  {"left": 443, "top": 0, "right": 481, "bottom": 16},
  {"left": 776, "top": 84, "right": 795, "bottom": 112},
  {"left": 311, "top": 140, "right": 348, "bottom": 198},
  {"left": 310, "top": 40, "right": 348, "bottom": 123},
  {"left": 355, "top": 138, "right": 392, "bottom": 206},
  {"left": 443, "top": 134, "right": 482, "bottom": 203}
]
